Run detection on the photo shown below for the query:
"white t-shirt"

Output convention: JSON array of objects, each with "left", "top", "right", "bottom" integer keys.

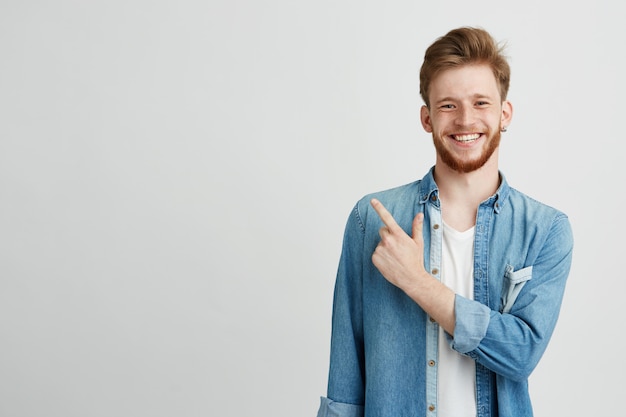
[{"left": 438, "top": 221, "right": 477, "bottom": 417}]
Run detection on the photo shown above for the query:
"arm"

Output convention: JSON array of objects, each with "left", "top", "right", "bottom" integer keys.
[
  {"left": 370, "top": 199, "right": 574, "bottom": 381},
  {"left": 453, "top": 214, "right": 574, "bottom": 380},
  {"left": 370, "top": 198, "right": 457, "bottom": 334},
  {"left": 318, "top": 206, "right": 366, "bottom": 416}
]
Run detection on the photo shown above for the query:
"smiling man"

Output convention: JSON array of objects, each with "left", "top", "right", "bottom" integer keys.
[{"left": 316, "top": 27, "right": 573, "bottom": 417}]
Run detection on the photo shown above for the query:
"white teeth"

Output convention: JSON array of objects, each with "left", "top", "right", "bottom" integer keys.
[{"left": 453, "top": 134, "right": 480, "bottom": 142}]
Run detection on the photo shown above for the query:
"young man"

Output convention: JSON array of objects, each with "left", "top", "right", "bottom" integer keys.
[{"left": 316, "top": 27, "right": 574, "bottom": 417}]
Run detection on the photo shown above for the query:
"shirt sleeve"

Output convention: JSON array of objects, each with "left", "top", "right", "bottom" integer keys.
[
  {"left": 449, "top": 294, "right": 491, "bottom": 353},
  {"left": 450, "top": 213, "right": 574, "bottom": 381},
  {"left": 317, "top": 397, "right": 364, "bottom": 417},
  {"left": 324, "top": 205, "right": 367, "bottom": 406}
]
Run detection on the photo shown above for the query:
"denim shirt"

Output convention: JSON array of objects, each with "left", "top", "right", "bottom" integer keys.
[{"left": 317, "top": 168, "right": 574, "bottom": 417}]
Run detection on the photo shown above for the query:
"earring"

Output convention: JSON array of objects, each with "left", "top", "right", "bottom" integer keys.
[{"left": 500, "top": 126, "right": 508, "bottom": 132}]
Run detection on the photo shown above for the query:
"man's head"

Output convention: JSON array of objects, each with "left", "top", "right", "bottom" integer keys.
[
  {"left": 419, "top": 27, "right": 510, "bottom": 108},
  {"left": 418, "top": 28, "right": 513, "bottom": 174}
]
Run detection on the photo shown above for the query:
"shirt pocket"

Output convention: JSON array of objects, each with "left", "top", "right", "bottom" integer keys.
[{"left": 500, "top": 264, "right": 533, "bottom": 314}]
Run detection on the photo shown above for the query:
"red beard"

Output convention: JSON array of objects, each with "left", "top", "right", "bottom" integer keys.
[{"left": 432, "top": 128, "right": 501, "bottom": 173}]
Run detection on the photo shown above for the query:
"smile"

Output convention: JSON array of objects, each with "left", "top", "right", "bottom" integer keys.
[{"left": 452, "top": 133, "right": 481, "bottom": 143}]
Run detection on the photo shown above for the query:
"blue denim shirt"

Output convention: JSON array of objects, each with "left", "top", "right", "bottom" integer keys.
[{"left": 317, "top": 168, "right": 573, "bottom": 417}]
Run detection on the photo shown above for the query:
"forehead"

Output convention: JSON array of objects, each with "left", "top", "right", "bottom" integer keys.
[{"left": 429, "top": 64, "right": 500, "bottom": 101}]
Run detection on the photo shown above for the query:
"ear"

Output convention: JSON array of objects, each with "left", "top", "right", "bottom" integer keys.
[
  {"left": 420, "top": 105, "right": 433, "bottom": 133},
  {"left": 501, "top": 100, "right": 513, "bottom": 128}
]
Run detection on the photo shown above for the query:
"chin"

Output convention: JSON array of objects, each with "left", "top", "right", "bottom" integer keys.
[{"left": 434, "top": 130, "right": 501, "bottom": 173}]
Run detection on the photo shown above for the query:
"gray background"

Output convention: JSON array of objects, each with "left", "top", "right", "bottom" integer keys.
[{"left": 1, "top": 1, "right": 622, "bottom": 416}]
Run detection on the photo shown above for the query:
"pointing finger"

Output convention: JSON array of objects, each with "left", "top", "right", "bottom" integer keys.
[{"left": 371, "top": 198, "right": 400, "bottom": 231}]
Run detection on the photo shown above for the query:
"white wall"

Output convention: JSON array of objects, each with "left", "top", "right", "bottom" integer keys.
[{"left": 0, "top": 1, "right": 622, "bottom": 416}]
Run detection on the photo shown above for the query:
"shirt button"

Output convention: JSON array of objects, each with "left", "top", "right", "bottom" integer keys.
[
  {"left": 429, "top": 317, "right": 436, "bottom": 323},
  {"left": 428, "top": 360, "right": 435, "bottom": 367},
  {"left": 433, "top": 223, "right": 440, "bottom": 230},
  {"left": 431, "top": 195, "right": 437, "bottom": 202},
  {"left": 428, "top": 405, "right": 436, "bottom": 412},
  {"left": 431, "top": 268, "right": 439, "bottom": 275}
]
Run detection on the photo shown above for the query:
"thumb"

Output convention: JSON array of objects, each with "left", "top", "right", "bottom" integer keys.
[{"left": 412, "top": 212, "right": 424, "bottom": 243}]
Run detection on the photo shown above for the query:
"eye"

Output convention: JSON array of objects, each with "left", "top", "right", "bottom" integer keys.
[
  {"left": 476, "top": 100, "right": 490, "bottom": 106},
  {"left": 439, "top": 104, "right": 455, "bottom": 109}
]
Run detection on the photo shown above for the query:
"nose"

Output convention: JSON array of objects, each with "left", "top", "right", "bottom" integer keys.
[{"left": 455, "top": 105, "right": 476, "bottom": 127}]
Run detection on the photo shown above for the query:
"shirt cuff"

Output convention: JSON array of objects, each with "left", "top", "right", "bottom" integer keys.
[
  {"left": 317, "top": 397, "right": 364, "bottom": 417},
  {"left": 450, "top": 294, "right": 491, "bottom": 354}
]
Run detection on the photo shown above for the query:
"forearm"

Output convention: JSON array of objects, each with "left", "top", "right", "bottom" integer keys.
[
  {"left": 452, "top": 292, "right": 564, "bottom": 381},
  {"left": 403, "top": 272, "right": 456, "bottom": 335},
  {"left": 370, "top": 198, "right": 458, "bottom": 335}
]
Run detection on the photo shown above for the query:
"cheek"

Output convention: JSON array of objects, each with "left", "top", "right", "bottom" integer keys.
[
  {"left": 432, "top": 120, "right": 450, "bottom": 136},
  {"left": 431, "top": 114, "right": 452, "bottom": 131},
  {"left": 489, "top": 111, "right": 503, "bottom": 125}
]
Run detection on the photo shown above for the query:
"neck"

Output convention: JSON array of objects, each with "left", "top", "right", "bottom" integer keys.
[
  {"left": 434, "top": 153, "right": 500, "bottom": 202},
  {"left": 433, "top": 155, "right": 500, "bottom": 231}
]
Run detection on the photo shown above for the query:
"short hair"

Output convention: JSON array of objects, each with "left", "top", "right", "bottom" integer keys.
[{"left": 419, "top": 27, "right": 511, "bottom": 107}]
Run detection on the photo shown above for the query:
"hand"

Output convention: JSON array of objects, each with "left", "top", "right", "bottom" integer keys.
[
  {"left": 370, "top": 198, "right": 456, "bottom": 334},
  {"left": 370, "top": 198, "right": 427, "bottom": 293}
]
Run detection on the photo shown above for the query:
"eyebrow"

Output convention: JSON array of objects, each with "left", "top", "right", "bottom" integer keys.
[{"left": 434, "top": 93, "right": 494, "bottom": 105}]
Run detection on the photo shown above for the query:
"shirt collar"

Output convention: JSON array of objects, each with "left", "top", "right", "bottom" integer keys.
[{"left": 418, "top": 166, "right": 510, "bottom": 213}]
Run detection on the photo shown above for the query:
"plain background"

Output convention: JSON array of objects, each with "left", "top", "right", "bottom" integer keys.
[{"left": 1, "top": 1, "right": 623, "bottom": 416}]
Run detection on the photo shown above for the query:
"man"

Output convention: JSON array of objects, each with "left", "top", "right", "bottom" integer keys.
[{"left": 316, "top": 27, "right": 573, "bottom": 417}]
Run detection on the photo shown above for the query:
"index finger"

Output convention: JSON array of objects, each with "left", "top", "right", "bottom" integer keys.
[{"left": 370, "top": 198, "right": 400, "bottom": 231}]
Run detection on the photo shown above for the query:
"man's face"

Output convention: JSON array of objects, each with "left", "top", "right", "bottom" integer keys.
[{"left": 420, "top": 64, "right": 512, "bottom": 173}]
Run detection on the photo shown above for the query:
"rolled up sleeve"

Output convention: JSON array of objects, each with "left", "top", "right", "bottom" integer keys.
[
  {"left": 317, "top": 397, "right": 364, "bottom": 417},
  {"left": 449, "top": 295, "right": 491, "bottom": 354}
]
